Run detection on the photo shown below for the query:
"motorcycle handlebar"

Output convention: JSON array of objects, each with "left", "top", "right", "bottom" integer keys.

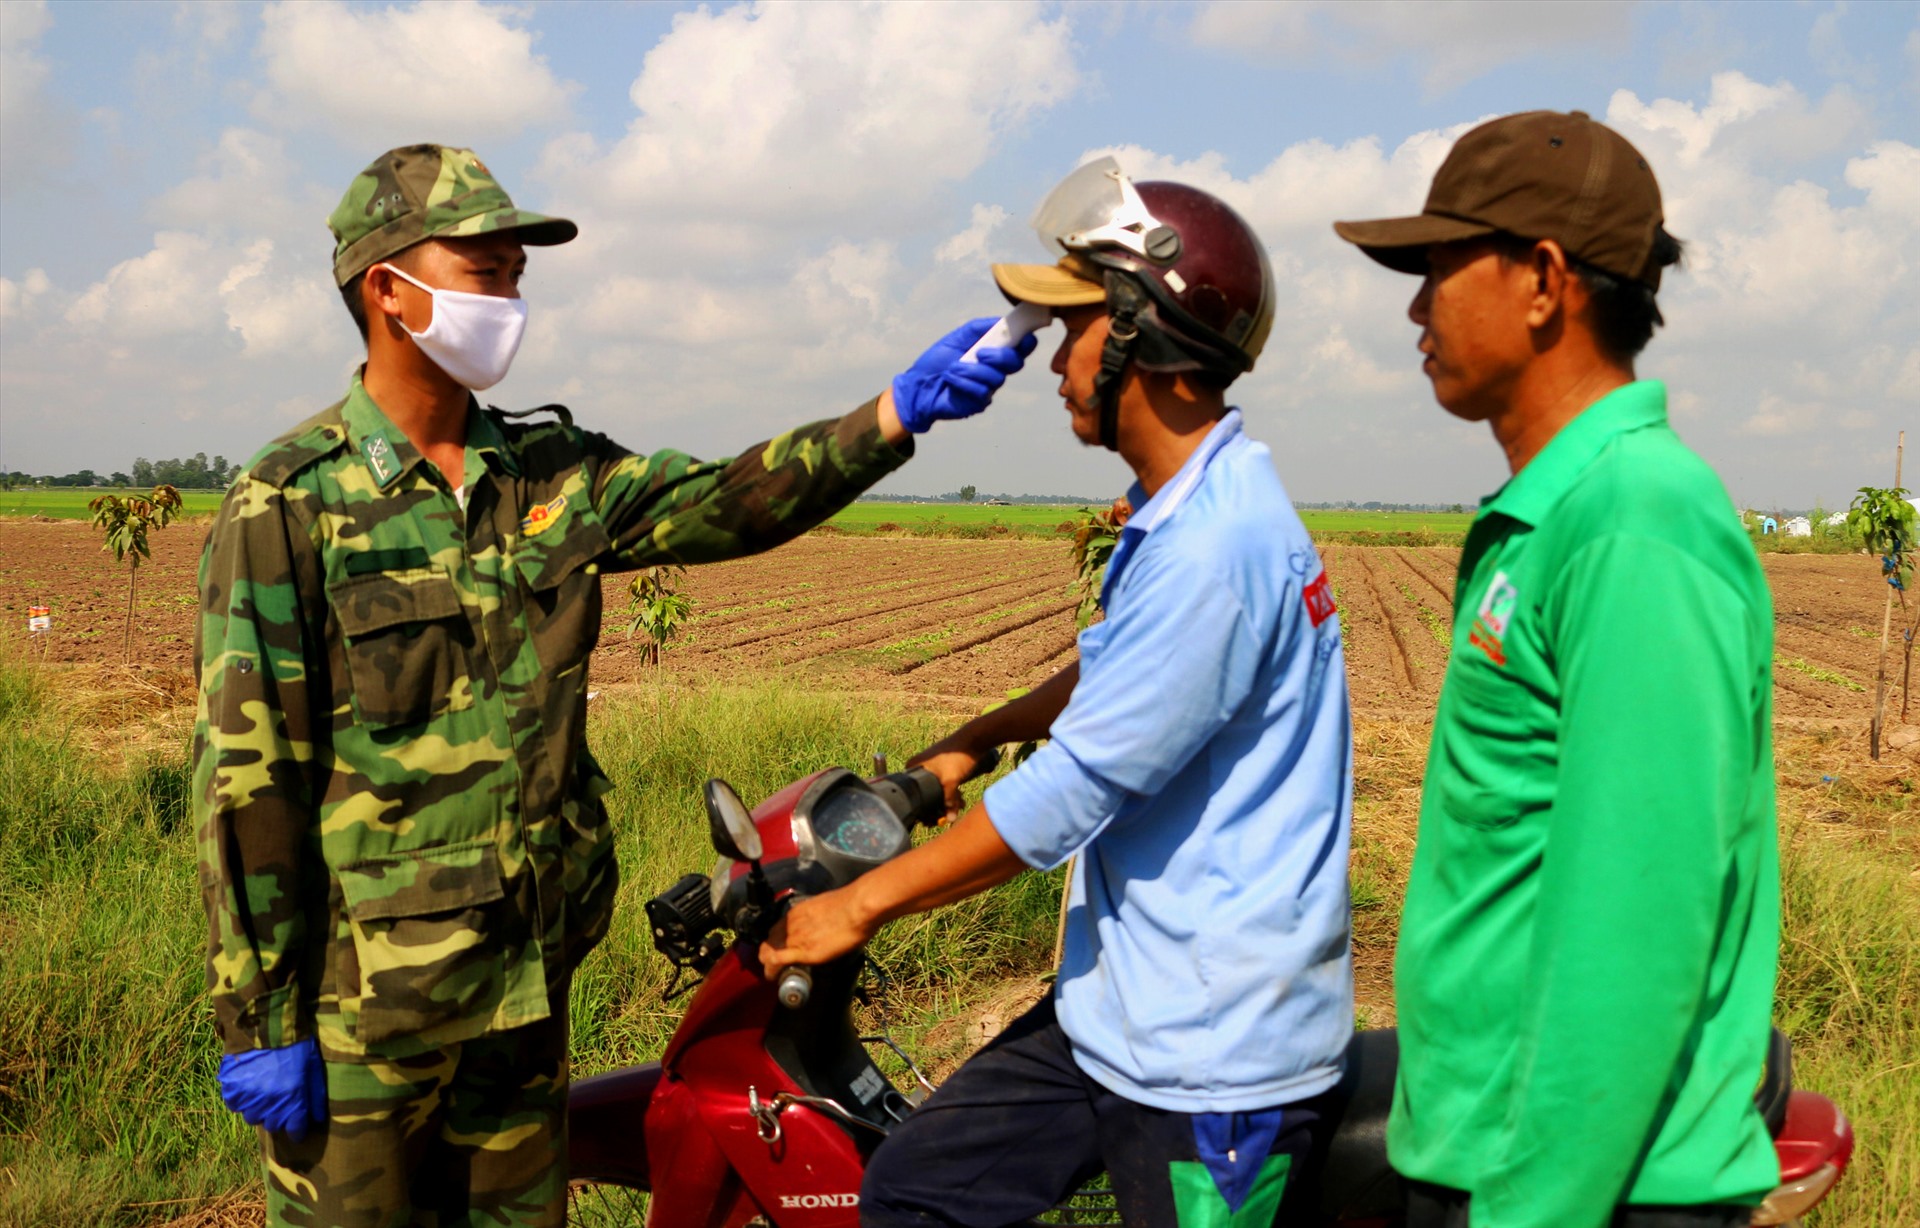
[
  {"left": 893, "top": 746, "right": 1004, "bottom": 827},
  {"left": 775, "top": 748, "right": 1008, "bottom": 1008},
  {"left": 776, "top": 965, "right": 813, "bottom": 1010}
]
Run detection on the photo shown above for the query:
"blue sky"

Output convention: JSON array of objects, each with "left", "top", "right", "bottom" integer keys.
[{"left": 3, "top": 1, "right": 1916, "bottom": 507}]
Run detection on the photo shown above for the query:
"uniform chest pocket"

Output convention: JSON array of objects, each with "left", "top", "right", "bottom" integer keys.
[
  {"left": 335, "top": 839, "right": 504, "bottom": 1045},
  {"left": 517, "top": 512, "right": 612, "bottom": 677},
  {"left": 328, "top": 566, "right": 473, "bottom": 729}
]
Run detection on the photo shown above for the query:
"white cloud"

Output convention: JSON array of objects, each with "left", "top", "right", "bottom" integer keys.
[
  {"left": 1847, "top": 140, "right": 1920, "bottom": 217},
  {"left": 1890, "top": 347, "right": 1920, "bottom": 402},
  {"left": 4, "top": 2, "right": 1910, "bottom": 507},
  {"left": 541, "top": 1, "right": 1077, "bottom": 239},
  {"left": 0, "top": 269, "right": 52, "bottom": 324},
  {"left": 253, "top": 0, "right": 576, "bottom": 145},
  {"left": 1739, "top": 393, "right": 1873, "bottom": 438},
  {"left": 1022, "top": 77, "right": 1920, "bottom": 502},
  {"left": 218, "top": 239, "right": 340, "bottom": 357},
  {"left": 1607, "top": 72, "right": 1795, "bottom": 168},
  {"left": 1087, "top": 126, "right": 1469, "bottom": 241},
  {"left": 152, "top": 127, "right": 335, "bottom": 244},
  {"left": 1588, "top": 79, "right": 1918, "bottom": 492},
  {"left": 1604, "top": 79, "right": 1917, "bottom": 345},
  {"left": 64, "top": 231, "right": 338, "bottom": 358},
  {"left": 936, "top": 205, "right": 1010, "bottom": 266},
  {"left": 66, "top": 233, "right": 221, "bottom": 336},
  {"left": 0, "top": 1, "right": 69, "bottom": 193},
  {"left": 475, "top": 0, "right": 1087, "bottom": 456},
  {"left": 1188, "top": 0, "right": 1632, "bottom": 93},
  {"left": 1067, "top": 128, "right": 1478, "bottom": 428},
  {"left": 173, "top": 0, "right": 244, "bottom": 51}
]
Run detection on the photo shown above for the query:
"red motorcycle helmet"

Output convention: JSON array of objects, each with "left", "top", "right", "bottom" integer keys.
[{"left": 993, "top": 158, "right": 1274, "bottom": 446}]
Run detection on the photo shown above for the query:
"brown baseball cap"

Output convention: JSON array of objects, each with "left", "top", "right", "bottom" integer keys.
[{"left": 1334, "top": 110, "right": 1667, "bottom": 289}]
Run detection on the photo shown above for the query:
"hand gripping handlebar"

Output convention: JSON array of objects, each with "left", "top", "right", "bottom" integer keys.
[{"left": 775, "top": 747, "right": 1005, "bottom": 1009}]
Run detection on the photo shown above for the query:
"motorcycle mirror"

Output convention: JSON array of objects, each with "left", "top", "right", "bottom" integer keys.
[{"left": 704, "top": 778, "right": 763, "bottom": 863}]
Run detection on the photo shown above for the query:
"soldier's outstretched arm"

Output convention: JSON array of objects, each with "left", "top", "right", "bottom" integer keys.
[
  {"left": 585, "top": 320, "right": 1036, "bottom": 569},
  {"left": 193, "top": 478, "right": 323, "bottom": 1054},
  {"left": 586, "top": 396, "right": 910, "bottom": 569}
]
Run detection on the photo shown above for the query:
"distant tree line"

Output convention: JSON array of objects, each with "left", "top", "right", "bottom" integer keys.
[
  {"left": 854, "top": 491, "right": 1107, "bottom": 505},
  {"left": 1294, "top": 500, "right": 1478, "bottom": 513},
  {"left": 132, "top": 454, "right": 241, "bottom": 489},
  {"left": 0, "top": 454, "right": 242, "bottom": 490}
]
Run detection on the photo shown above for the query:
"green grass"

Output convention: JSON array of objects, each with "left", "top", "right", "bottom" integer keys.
[
  {"left": 0, "top": 489, "right": 222, "bottom": 520},
  {"left": 826, "top": 502, "right": 1085, "bottom": 538},
  {"left": 4, "top": 660, "right": 1915, "bottom": 1224},
  {"left": 4, "top": 492, "right": 1473, "bottom": 542},
  {"left": 1779, "top": 656, "right": 1868, "bottom": 692},
  {"left": 1774, "top": 815, "right": 1920, "bottom": 1226},
  {"left": 826, "top": 502, "right": 1474, "bottom": 543},
  {"left": 1746, "top": 526, "right": 1867, "bottom": 556},
  {"left": 1298, "top": 510, "right": 1474, "bottom": 542},
  {"left": 1396, "top": 581, "right": 1453, "bottom": 649},
  {"left": 0, "top": 663, "right": 1061, "bottom": 1225}
]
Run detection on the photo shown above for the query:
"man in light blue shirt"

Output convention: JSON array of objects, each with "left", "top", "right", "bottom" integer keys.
[{"left": 763, "top": 165, "right": 1353, "bottom": 1227}]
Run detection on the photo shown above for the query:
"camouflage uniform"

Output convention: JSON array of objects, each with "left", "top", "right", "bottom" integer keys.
[{"left": 195, "top": 145, "right": 911, "bottom": 1226}]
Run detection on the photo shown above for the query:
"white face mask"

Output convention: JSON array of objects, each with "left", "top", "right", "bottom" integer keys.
[{"left": 377, "top": 262, "right": 528, "bottom": 391}]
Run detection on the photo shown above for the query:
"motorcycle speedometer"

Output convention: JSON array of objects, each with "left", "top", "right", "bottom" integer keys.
[
  {"left": 813, "top": 789, "right": 905, "bottom": 860},
  {"left": 792, "top": 774, "right": 911, "bottom": 888}
]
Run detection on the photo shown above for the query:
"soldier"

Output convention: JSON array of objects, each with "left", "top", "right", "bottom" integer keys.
[{"left": 194, "top": 144, "right": 1034, "bottom": 1226}]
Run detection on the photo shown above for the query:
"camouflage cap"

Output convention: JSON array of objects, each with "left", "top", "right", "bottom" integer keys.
[{"left": 328, "top": 144, "right": 577, "bottom": 287}]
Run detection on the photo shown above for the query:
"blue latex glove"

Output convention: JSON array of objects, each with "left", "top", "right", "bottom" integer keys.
[
  {"left": 890, "top": 318, "right": 1039, "bottom": 433},
  {"left": 218, "top": 1038, "right": 328, "bottom": 1141}
]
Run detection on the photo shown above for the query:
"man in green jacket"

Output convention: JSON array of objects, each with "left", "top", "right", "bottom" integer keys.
[
  {"left": 1334, "top": 112, "right": 1780, "bottom": 1228},
  {"left": 193, "top": 144, "right": 1033, "bottom": 1226}
]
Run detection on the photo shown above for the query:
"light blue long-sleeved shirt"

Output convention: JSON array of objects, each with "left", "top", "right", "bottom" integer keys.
[{"left": 984, "top": 411, "right": 1355, "bottom": 1112}]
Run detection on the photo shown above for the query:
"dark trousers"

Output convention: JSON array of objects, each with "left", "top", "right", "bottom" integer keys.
[
  {"left": 1406, "top": 1181, "right": 1753, "bottom": 1228},
  {"left": 861, "top": 995, "right": 1325, "bottom": 1228}
]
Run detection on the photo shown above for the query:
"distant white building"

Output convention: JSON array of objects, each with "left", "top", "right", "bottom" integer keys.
[
  {"left": 1823, "top": 511, "right": 1848, "bottom": 527},
  {"left": 1783, "top": 516, "right": 1813, "bottom": 537}
]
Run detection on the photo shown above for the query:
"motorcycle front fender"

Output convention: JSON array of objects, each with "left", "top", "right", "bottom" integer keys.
[{"left": 569, "top": 1061, "right": 666, "bottom": 1187}]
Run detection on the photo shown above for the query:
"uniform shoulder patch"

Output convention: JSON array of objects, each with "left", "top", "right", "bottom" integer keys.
[{"left": 248, "top": 398, "right": 351, "bottom": 487}]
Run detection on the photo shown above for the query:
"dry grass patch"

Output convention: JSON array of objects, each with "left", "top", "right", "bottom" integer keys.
[{"left": 1349, "top": 716, "right": 1428, "bottom": 1027}]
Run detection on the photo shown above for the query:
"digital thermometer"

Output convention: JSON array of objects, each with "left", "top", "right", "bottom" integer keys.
[{"left": 958, "top": 301, "right": 1053, "bottom": 364}]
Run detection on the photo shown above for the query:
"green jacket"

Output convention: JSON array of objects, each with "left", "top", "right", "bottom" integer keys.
[
  {"left": 193, "top": 372, "right": 908, "bottom": 1060},
  {"left": 1389, "top": 381, "right": 1780, "bottom": 1226}
]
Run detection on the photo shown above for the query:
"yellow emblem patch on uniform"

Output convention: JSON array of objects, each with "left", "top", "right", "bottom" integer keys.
[{"left": 520, "top": 493, "right": 568, "bottom": 536}]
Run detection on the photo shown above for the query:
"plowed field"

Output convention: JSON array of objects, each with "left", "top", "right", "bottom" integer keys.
[{"left": 2, "top": 518, "right": 1913, "bottom": 729}]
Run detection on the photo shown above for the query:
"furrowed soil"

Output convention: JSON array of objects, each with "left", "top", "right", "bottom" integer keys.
[
  {"left": 4, "top": 520, "right": 1916, "bottom": 1225},
  {"left": 7, "top": 520, "right": 1911, "bottom": 723}
]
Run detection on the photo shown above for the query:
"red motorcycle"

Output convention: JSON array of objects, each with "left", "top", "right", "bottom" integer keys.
[{"left": 566, "top": 760, "right": 1854, "bottom": 1227}]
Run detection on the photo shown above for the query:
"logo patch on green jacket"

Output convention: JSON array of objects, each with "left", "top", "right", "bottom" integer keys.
[
  {"left": 520, "top": 492, "right": 567, "bottom": 536},
  {"left": 1469, "top": 570, "right": 1517, "bottom": 666}
]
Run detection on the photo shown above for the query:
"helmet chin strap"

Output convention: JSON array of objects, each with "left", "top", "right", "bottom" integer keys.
[{"left": 1093, "top": 273, "right": 1148, "bottom": 452}]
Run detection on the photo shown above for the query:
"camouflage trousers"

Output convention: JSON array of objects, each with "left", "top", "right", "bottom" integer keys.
[{"left": 262, "top": 1012, "right": 569, "bottom": 1228}]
